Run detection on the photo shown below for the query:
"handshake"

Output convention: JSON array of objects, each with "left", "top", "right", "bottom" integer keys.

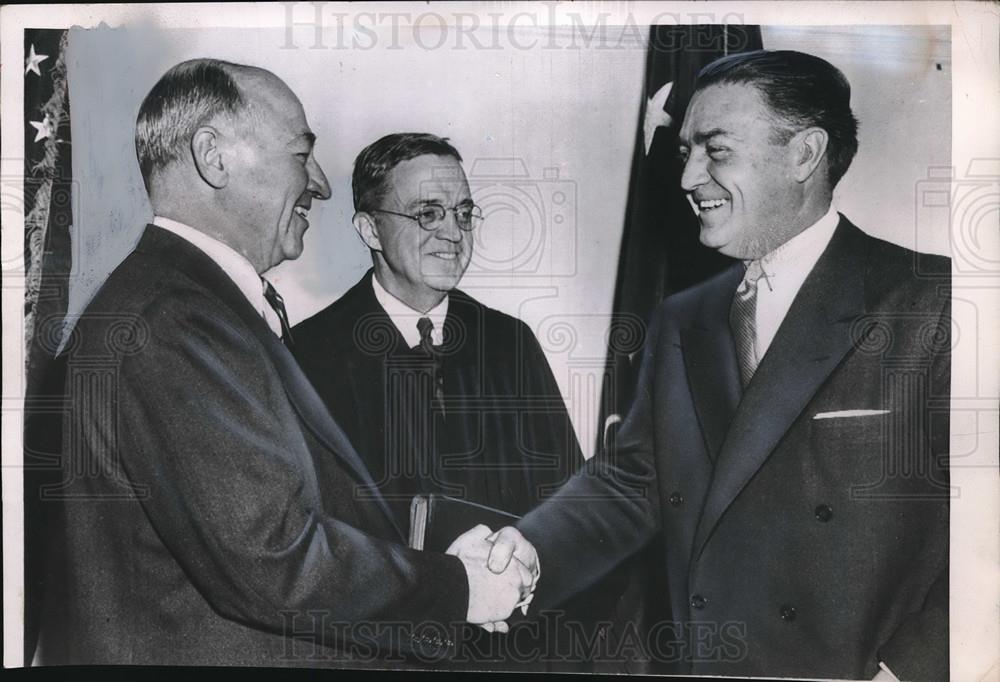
[{"left": 446, "top": 525, "right": 540, "bottom": 632}]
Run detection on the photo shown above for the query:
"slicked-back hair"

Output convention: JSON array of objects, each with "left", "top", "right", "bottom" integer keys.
[
  {"left": 695, "top": 50, "right": 859, "bottom": 187},
  {"left": 352, "top": 133, "right": 463, "bottom": 212},
  {"left": 135, "top": 58, "right": 250, "bottom": 190}
]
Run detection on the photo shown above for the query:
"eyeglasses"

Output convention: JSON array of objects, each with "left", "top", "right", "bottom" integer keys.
[{"left": 370, "top": 204, "right": 483, "bottom": 231}]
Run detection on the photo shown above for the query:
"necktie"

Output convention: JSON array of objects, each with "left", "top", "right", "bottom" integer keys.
[
  {"left": 730, "top": 260, "right": 766, "bottom": 388},
  {"left": 417, "top": 316, "right": 445, "bottom": 414},
  {"left": 262, "top": 279, "right": 294, "bottom": 349}
]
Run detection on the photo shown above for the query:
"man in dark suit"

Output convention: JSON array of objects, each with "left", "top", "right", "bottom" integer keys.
[
  {"left": 33, "top": 60, "right": 529, "bottom": 666},
  {"left": 485, "top": 50, "right": 951, "bottom": 681},
  {"left": 293, "top": 133, "right": 635, "bottom": 668}
]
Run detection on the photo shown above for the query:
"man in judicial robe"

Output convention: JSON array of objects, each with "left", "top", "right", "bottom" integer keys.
[
  {"left": 294, "top": 132, "right": 580, "bottom": 527},
  {"left": 293, "top": 133, "right": 631, "bottom": 668}
]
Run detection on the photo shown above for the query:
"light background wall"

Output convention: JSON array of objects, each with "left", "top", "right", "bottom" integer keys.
[{"left": 66, "top": 22, "right": 950, "bottom": 458}]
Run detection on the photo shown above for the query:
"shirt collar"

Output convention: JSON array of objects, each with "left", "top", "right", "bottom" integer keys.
[
  {"left": 152, "top": 216, "right": 282, "bottom": 337},
  {"left": 371, "top": 274, "right": 449, "bottom": 348},
  {"left": 750, "top": 205, "right": 840, "bottom": 280}
]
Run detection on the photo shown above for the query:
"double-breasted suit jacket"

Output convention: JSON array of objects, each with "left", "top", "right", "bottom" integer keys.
[{"left": 518, "top": 218, "right": 951, "bottom": 680}]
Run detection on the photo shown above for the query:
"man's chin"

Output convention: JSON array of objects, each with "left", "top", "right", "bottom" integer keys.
[
  {"left": 421, "top": 260, "right": 468, "bottom": 286},
  {"left": 420, "top": 270, "right": 464, "bottom": 293},
  {"left": 276, "top": 241, "right": 306, "bottom": 267},
  {"left": 698, "top": 224, "right": 726, "bottom": 250}
]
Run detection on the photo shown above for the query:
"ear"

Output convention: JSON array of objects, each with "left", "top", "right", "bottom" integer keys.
[
  {"left": 353, "top": 212, "right": 382, "bottom": 252},
  {"left": 791, "top": 127, "right": 829, "bottom": 183},
  {"left": 191, "top": 126, "right": 228, "bottom": 189}
]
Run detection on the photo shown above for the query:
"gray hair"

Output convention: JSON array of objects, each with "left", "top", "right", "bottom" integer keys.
[{"left": 135, "top": 58, "right": 250, "bottom": 190}]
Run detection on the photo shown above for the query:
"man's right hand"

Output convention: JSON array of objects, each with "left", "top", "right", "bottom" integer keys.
[
  {"left": 486, "top": 526, "right": 539, "bottom": 582},
  {"left": 447, "top": 525, "right": 534, "bottom": 630}
]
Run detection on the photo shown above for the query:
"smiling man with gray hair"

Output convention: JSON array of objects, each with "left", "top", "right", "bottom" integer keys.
[{"left": 33, "top": 60, "right": 529, "bottom": 666}]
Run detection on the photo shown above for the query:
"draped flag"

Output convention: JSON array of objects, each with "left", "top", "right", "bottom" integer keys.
[
  {"left": 23, "top": 27, "right": 74, "bottom": 664},
  {"left": 599, "top": 25, "right": 763, "bottom": 453}
]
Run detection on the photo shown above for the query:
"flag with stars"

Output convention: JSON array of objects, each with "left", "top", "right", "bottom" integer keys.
[
  {"left": 22, "top": 27, "right": 74, "bottom": 667},
  {"left": 598, "top": 25, "right": 763, "bottom": 452},
  {"left": 23, "top": 28, "right": 74, "bottom": 365}
]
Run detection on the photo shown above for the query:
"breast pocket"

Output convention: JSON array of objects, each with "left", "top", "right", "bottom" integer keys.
[
  {"left": 809, "top": 411, "right": 890, "bottom": 493},
  {"left": 811, "top": 410, "right": 888, "bottom": 444}
]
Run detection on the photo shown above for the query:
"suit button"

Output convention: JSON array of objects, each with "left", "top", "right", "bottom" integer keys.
[
  {"left": 690, "top": 594, "right": 707, "bottom": 610},
  {"left": 780, "top": 605, "right": 797, "bottom": 621},
  {"left": 814, "top": 504, "right": 833, "bottom": 522},
  {"left": 669, "top": 492, "right": 684, "bottom": 507}
]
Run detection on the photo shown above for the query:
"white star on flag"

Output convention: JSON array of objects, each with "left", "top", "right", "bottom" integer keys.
[
  {"left": 25, "top": 44, "right": 49, "bottom": 77},
  {"left": 643, "top": 81, "right": 675, "bottom": 155},
  {"left": 29, "top": 114, "right": 55, "bottom": 143}
]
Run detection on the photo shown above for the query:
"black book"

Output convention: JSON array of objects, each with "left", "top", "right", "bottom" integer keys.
[{"left": 409, "top": 494, "right": 521, "bottom": 552}]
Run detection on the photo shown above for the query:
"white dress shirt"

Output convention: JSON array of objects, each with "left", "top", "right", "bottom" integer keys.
[
  {"left": 152, "top": 216, "right": 283, "bottom": 338},
  {"left": 371, "top": 275, "right": 448, "bottom": 348},
  {"left": 743, "top": 206, "right": 840, "bottom": 363}
]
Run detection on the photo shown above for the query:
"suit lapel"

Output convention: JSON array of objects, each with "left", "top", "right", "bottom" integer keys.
[
  {"left": 137, "top": 226, "right": 405, "bottom": 540},
  {"left": 681, "top": 264, "right": 745, "bottom": 461},
  {"left": 256, "top": 325, "right": 406, "bottom": 540},
  {"left": 692, "top": 218, "right": 869, "bottom": 559}
]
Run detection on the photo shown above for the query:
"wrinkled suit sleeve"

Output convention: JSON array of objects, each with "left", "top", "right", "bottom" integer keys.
[
  {"left": 516, "top": 310, "right": 664, "bottom": 609},
  {"left": 107, "top": 292, "right": 469, "bottom": 647}
]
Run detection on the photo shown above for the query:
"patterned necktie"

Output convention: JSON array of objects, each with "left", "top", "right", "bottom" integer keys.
[
  {"left": 730, "top": 260, "right": 766, "bottom": 388},
  {"left": 262, "top": 279, "right": 294, "bottom": 349},
  {"left": 416, "top": 316, "right": 445, "bottom": 414}
]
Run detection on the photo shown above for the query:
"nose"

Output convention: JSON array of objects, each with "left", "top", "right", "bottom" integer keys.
[
  {"left": 433, "top": 209, "right": 464, "bottom": 243},
  {"left": 680, "top": 149, "right": 709, "bottom": 193},
  {"left": 306, "top": 155, "right": 332, "bottom": 201}
]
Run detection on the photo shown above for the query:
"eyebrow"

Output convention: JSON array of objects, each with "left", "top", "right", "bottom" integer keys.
[
  {"left": 679, "top": 128, "right": 734, "bottom": 146},
  {"left": 408, "top": 199, "right": 445, "bottom": 209},
  {"left": 408, "top": 198, "right": 474, "bottom": 209}
]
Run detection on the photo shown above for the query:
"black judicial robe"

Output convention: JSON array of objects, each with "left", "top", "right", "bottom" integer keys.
[
  {"left": 293, "top": 270, "right": 580, "bottom": 527},
  {"left": 293, "top": 270, "right": 641, "bottom": 671}
]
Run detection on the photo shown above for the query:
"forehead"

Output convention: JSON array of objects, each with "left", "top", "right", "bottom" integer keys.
[
  {"left": 386, "top": 154, "right": 469, "bottom": 201},
  {"left": 242, "top": 72, "right": 309, "bottom": 134},
  {"left": 680, "top": 83, "right": 776, "bottom": 141}
]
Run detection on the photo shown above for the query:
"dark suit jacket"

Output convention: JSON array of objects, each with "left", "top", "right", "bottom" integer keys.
[
  {"left": 518, "top": 217, "right": 951, "bottom": 681},
  {"left": 292, "top": 271, "right": 637, "bottom": 670},
  {"left": 35, "top": 226, "right": 470, "bottom": 666}
]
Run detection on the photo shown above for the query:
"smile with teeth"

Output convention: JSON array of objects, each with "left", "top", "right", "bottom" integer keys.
[
  {"left": 698, "top": 198, "right": 729, "bottom": 210},
  {"left": 429, "top": 252, "right": 458, "bottom": 260},
  {"left": 293, "top": 206, "right": 309, "bottom": 219},
  {"left": 687, "top": 194, "right": 730, "bottom": 217}
]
